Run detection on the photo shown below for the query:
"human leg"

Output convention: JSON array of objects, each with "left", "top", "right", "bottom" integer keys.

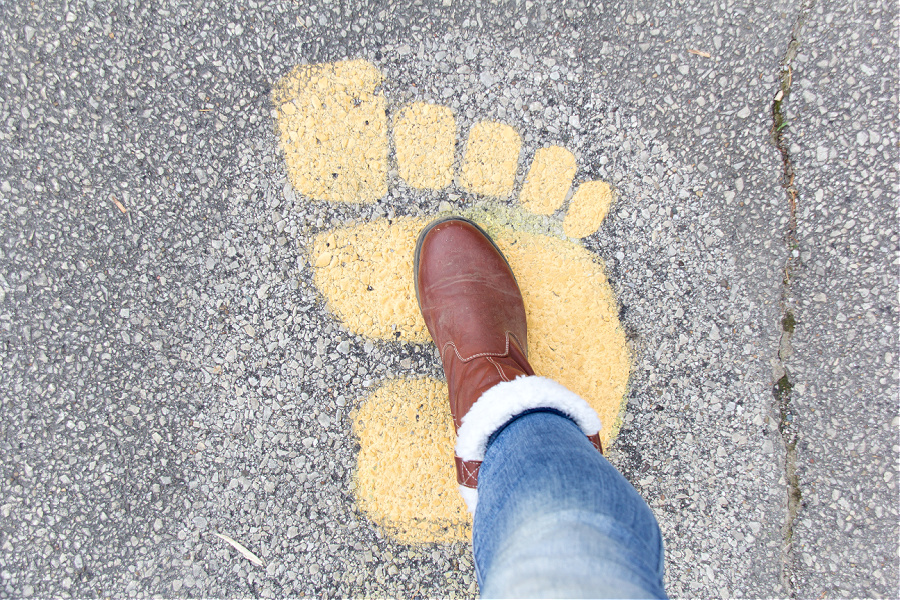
[
  {"left": 473, "top": 407, "right": 667, "bottom": 599},
  {"left": 414, "top": 216, "right": 666, "bottom": 599}
]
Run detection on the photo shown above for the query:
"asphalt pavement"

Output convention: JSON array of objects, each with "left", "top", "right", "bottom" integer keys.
[{"left": 0, "top": 0, "right": 896, "bottom": 598}]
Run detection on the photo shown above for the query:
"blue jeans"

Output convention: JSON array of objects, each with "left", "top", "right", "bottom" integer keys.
[{"left": 472, "top": 410, "right": 668, "bottom": 599}]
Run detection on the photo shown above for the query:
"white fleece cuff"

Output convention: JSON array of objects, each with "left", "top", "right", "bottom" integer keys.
[{"left": 455, "top": 375, "right": 602, "bottom": 512}]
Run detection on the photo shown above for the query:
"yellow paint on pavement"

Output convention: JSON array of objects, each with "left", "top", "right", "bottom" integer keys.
[
  {"left": 353, "top": 377, "right": 470, "bottom": 544},
  {"left": 272, "top": 60, "right": 387, "bottom": 203},
  {"left": 519, "top": 146, "right": 577, "bottom": 215},
  {"left": 311, "top": 217, "right": 429, "bottom": 342},
  {"left": 273, "top": 58, "right": 629, "bottom": 545},
  {"left": 563, "top": 180, "right": 614, "bottom": 238},
  {"left": 394, "top": 103, "right": 456, "bottom": 189},
  {"left": 459, "top": 122, "right": 521, "bottom": 196}
]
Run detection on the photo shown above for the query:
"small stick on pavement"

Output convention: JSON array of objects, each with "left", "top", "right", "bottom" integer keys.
[
  {"left": 211, "top": 532, "right": 266, "bottom": 567},
  {"left": 688, "top": 49, "right": 712, "bottom": 58},
  {"left": 112, "top": 196, "right": 127, "bottom": 213}
]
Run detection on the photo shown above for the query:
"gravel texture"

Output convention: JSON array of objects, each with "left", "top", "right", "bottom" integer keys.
[{"left": 0, "top": 0, "right": 896, "bottom": 598}]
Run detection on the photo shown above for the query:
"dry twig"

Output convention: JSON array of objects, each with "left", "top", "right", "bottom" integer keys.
[{"left": 212, "top": 532, "right": 266, "bottom": 567}]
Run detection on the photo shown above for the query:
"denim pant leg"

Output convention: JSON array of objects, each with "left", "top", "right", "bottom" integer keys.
[{"left": 473, "top": 410, "right": 667, "bottom": 599}]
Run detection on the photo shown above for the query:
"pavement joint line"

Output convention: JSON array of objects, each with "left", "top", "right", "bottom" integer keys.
[{"left": 769, "top": 1, "right": 817, "bottom": 596}]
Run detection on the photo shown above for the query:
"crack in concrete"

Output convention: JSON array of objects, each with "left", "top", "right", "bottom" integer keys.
[{"left": 770, "top": 1, "right": 817, "bottom": 596}]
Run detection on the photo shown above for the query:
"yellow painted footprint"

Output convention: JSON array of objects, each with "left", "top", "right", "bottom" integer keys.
[{"left": 272, "top": 60, "right": 628, "bottom": 544}]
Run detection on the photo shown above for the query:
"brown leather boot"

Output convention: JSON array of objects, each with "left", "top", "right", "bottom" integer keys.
[{"left": 414, "top": 217, "right": 602, "bottom": 510}]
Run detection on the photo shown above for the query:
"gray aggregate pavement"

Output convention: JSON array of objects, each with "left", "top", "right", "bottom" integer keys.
[
  {"left": 0, "top": 0, "right": 896, "bottom": 598},
  {"left": 775, "top": 0, "right": 899, "bottom": 595}
]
